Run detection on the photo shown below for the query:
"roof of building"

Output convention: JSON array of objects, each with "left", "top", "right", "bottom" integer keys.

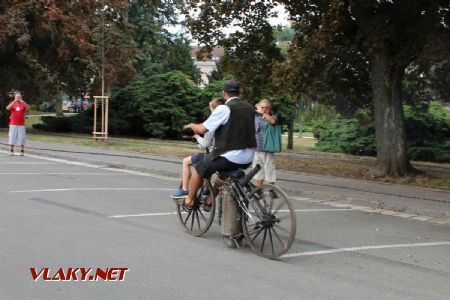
[{"left": 190, "top": 47, "right": 225, "bottom": 60}]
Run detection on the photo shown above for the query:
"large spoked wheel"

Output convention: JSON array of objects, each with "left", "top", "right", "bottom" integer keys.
[
  {"left": 241, "top": 184, "right": 297, "bottom": 259},
  {"left": 176, "top": 179, "right": 216, "bottom": 237}
]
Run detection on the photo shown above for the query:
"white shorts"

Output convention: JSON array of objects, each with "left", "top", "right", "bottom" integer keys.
[
  {"left": 252, "top": 151, "right": 276, "bottom": 183},
  {"left": 9, "top": 125, "right": 26, "bottom": 146}
]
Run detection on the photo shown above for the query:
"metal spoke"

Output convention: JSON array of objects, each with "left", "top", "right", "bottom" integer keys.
[
  {"left": 249, "top": 224, "right": 265, "bottom": 242},
  {"left": 198, "top": 208, "right": 207, "bottom": 223},
  {"left": 176, "top": 179, "right": 216, "bottom": 237},
  {"left": 260, "top": 228, "right": 268, "bottom": 253},
  {"left": 272, "top": 199, "right": 286, "bottom": 213},
  {"left": 195, "top": 209, "right": 201, "bottom": 230},
  {"left": 269, "top": 227, "right": 275, "bottom": 256},
  {"left": 183, "top": 210, "right": 193, "bottom": 226},
  {"left": 242, "top": 183, "right": 296, "bottom": 258},
  {"left": 190, "top": 208, "right": 195, "bottom": 231},
  {"left": 270, "top": 226, "right": 285, "bottom": 247},
  {"left": 275, "top": 213, "right": 292, "bottom": 221},
  {"left": 268, "top": 196, "right": 274, "bottom": 214}
]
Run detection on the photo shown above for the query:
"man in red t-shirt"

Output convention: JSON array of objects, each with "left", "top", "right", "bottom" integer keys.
[{"left": 6, "top": 92, "right": 30, "bottom": 156}]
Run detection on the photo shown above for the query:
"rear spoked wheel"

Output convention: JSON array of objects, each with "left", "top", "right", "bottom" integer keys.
[
  {"left": 241, "top": 184, "right": 296, "bottom": 259},
  {"left": 176, "top": 179, "right": 216, "bottom": 237}
]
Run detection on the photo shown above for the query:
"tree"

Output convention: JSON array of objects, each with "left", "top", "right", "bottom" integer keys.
[
  {"left": 161, "top": 39, "right": 201, "bottom": 84},
  {"left": 0, "top": 0, "right": 162, "bottom": 121},
  {"left": 403, "top": 58, "right": 450, "bottom": 107},
  {"left": 335, "top": 1, "right": 449, "bottom": 176},
  {"left": 183, "top": 0, "right": 450, "bottom": 176},
  {"left": 111, "top": 71, "right": 203, "bottom": 138},
  {"left": 128, "top": 0, "right": 181, "bottom": 78},
  {"left": 183, "top": 1, "right": 283, "bottom": 103},
  {"left": 127, "top": 0, "right": 201, "bottom": 85},
  {"left": 0, "top": 0, "right": 101, "bottom": 118},
  {"left": 183, "top": 1, "right": 302, "bottom": 147}
]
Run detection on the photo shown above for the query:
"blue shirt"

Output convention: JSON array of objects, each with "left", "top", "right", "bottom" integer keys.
[{"left": 255, "top": 114, "right": 278, "bottom": 152}]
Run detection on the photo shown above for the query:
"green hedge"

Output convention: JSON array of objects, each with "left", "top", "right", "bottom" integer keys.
[
  {"left": 33, "top": 71, "right": 221, "bottom": 138},
  {"left": 315, "top": 102, "right": 450, "bottom": 163},
  {"left": 315, "top": 118, "right": 376, "bottom": 156}
]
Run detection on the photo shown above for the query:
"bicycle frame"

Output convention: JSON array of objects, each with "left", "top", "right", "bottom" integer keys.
[{"left": 215, "top": 175, "right": 264, "bottom": 224}]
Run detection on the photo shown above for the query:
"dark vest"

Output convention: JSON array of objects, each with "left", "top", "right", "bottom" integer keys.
[{"left": 210, "top": 98, "right": 256, "bottom": 159}]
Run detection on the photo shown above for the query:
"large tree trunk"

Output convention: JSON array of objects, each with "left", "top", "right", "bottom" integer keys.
[{"left": 370, "top": 50, "right": 415, "bottom": 177}]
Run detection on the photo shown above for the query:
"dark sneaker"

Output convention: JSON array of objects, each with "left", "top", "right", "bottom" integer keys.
[
  {"left": 171, "top": 188, "right": 189, "bottom": 199},
  {"left": 222, "top": 235, "right": 244, "bottom": 248},
  {"left": 269, "top": 190, "right": 278, "bottom": 199}
]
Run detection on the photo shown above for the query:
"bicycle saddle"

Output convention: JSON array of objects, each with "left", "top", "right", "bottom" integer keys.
[{"left": 219, "top": 169, "right": 245, "bottom": 179}]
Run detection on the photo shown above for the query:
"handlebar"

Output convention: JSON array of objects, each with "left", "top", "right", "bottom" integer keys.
[
  {"left": 238, "top": 164, "right": 261, "bottom": 187},
  {"left": 182, "top": 135, "right": 197, "bottom": 143}
]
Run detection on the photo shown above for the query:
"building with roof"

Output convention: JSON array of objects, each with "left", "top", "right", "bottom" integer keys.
[{"left": 190, "top": 47, "right": 224, "bottom": 87}]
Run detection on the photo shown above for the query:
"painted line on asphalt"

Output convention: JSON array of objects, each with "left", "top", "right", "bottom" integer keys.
[
  {"left": 294, "top": 208, "right": 351, "bottom": 212},
  {"left": 110, "top": 212, "right": 178, "bottom": 218},
  {"left": 0, "top": 161, "right": 61, "bottom": 165},
  {"left": 291, "top": 197, "right": 318, "bottom": 202},
  {"left": 283, "top": 241, "right": 450, "bottom": 258},
  {"left": 3, "top": 150, "right": 447, "bottom": 225},
  {"left": 10, "top": 187, "right": 174, "bottom": 193},
  {"left": 108, "top": 208, "right": 351, "bottom": 219},
  {"left": 291, "top": 196, "right": 450, "bottom": 225},
  {"left": 0, "top": 150, "right": 179, "bottom": 182},
  {"left": 0, "top": 172, "right": 135, "bottom": 175}
]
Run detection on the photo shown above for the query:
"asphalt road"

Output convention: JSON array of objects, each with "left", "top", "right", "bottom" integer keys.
[{"left": 1, "top": 151, "right": 449, "bottom": 299}]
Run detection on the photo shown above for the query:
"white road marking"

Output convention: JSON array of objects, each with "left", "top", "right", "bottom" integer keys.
[
  {"left": 283, "top": 241, "right": 450, "bottom": 258},
  {"left": 0, "top": 172, "right": 134, "bottom": 175},
  {"left": 294, "top": 209, "right": 350, "bottom": 212},
  {"left": 291, "top": 197, "right": 318, "bottom": 202},
  {"left": 290, "top": 196, "right": 448, "bottom": 224},
  {"left": 0, "top": 150, "right": 179, "bottom": 181},
  {"left": 109, "top": 208, "right": 351, "bottom": 219},
  {"left": 0, "top": 162, "right": 61, "bottom": 164},
  {"left": 10, "top": 188, "right": 174, "bottom": 193},
  {"left": 110, "top": 212, "right": 178, "bottom": 218},
  {"left": 2, "top": 151, "right": 446, "bottom": 226}
]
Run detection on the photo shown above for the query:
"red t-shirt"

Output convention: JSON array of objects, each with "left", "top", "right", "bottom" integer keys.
[{"left": 9, "top": 102, "right": 27, "bottom": 125}]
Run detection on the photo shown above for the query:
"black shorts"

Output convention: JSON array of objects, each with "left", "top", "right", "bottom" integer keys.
[
  {"left": 191, "top": 153, "right": 206, "bottom": 164},
  {"left": 194, "top": 156, "right": 251, "bottom": 179}
]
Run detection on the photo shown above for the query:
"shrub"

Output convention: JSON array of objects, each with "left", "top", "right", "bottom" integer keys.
[
  {"left": 34, "top": 116, "right": 74, "bottom": 132},
  {"left": 315, "top": 117, "right": 376, "bottom": 156},
  {"left": 315, "top": 102, "right": 450, "bottom": 163},
  {"left": 431, "top": 140, "right": 450, "bottom": 163},
  {"left": 111, "top": 71, "right": 203, "bottom": 138},
  {"left": 407, "top": 147, "right": 435, "bottom": 161}
]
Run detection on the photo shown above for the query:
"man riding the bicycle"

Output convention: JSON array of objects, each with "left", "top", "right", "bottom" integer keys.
[{"left": 180, "top": 80, "right": 256, "bottom": 210}]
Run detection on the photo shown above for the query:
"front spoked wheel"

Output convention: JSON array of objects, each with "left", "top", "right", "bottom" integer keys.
[
  {"left": 176, "top": 179, "right": 216, "bottom": 237},
  {"left": 241, "top": 184, "right": 296, "bottom": 259}
]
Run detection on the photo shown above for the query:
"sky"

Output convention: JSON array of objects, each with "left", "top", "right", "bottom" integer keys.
[
  {"left": 269, "top": 4, "right": 290, "bottom": 26},
  {"left": 166, "top": 4, "right": 290, "bottom": 41}
]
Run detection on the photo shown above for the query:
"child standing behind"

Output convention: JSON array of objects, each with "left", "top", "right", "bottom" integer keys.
[{"left": 171, "top": 98, "right": 225, "bottom": 199}]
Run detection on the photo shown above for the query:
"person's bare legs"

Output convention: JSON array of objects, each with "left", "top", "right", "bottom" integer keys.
[
  {"left": 181, "top": 156, "right": 192, "bottom": 191},
  {"left": 20, "top": 144, "right": 25, "bottom": 156},
  {"left": 10, "top": 144, "right": 14, "bottom": 156},
  {"left": 255, "top": 179, "right": 264, "bottom": 186},
  {"left": 184, "top": 168, "right": 203, "bottom": 207}
]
